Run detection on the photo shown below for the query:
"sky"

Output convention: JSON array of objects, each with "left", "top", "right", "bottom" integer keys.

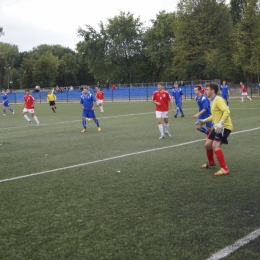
[{"left": 0, "top": 0, "right": 179, "bottom": 52}]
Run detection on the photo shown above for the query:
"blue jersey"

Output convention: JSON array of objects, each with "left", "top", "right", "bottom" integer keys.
[
  {"left": 220, "top": 85, "right": 229, "bottom": 97},
  {"left": 258, "top": 84, "right": 260, "bottom": 89},
  {"left": 80, "top": 92, "right": 96, "bottom": 110},
  {"left": 195, "top": 94, "right": 211, "bottom": 118},
  {"left": 2, "top": 94, "right": 9, "bottom": 106},
  {"left": 171, "top": 88, "right": 183, "bottom": 103}
]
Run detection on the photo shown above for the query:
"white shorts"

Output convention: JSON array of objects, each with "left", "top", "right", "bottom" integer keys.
[
  {"left": 156, "top": 111, "right": 168, "bottom": 118},
  {"left": 242, "top": 92, "right": 248, "bottom": 96},
  {"left": 23, "top": 108, "right": 35, "bottom": 114},
  {"left": 97, "top": 99, "right": 103, "bottom": 105}
]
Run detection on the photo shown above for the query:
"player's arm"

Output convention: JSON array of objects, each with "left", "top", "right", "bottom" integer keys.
[
  {"left": 169, "top": 99, "right": 175, "bottom": 112},
  {"left": 193, "top": 109, "right": 207, "bottom": 118},
  {"left": 80, "top": 98, "right": 84, "bottom": 109},
  {"left": 152, "top": 95, "right": 160, "bottom": 106},
  {"left": 217, "top": 98, "right": 230, "bottom": 122},
  {"left": 92, "top": 101, "right": 96, "bottom": 110}
]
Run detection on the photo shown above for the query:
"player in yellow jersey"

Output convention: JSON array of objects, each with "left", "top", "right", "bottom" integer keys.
[
  {"left": 195, "top": 82, "right": 233, "bottom": 176},
  {"left": 47, "top": 90, "right": 57, "bottom": 113}
]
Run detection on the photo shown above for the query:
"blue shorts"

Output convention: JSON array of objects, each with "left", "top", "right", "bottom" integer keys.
[
  {"left": 82, "top": 109, "right": 96, "bottom": 119},
  {"left": 198, "top": 115, "right": 214, "bottom": 128},
  {"left": 175, "top": 102, "right": 182, "bottom": 108},
  {"left": 3, "top": 102, "right": 10, "bottom": 107},
  {"left": 222, "top": 95, "right": 228, "bottom": 100}
]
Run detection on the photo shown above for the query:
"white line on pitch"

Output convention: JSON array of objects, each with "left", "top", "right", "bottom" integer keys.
[
  {"left": 206, "top": 228, "right": 260, "bottom": 260},
  {"left": 1, "top": 126, "right": 260, "bottom": 184}
]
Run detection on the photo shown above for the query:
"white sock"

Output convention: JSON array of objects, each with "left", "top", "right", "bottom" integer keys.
[
  {"left": 241, "top": 97, "right": 244, "bottom": 101},
  {"left": 158, "top": 124, "right": 164, "bottom": 136},
  {"left": 164, "top": 123, "right": 169, "bottom": 133},
  {"left": 247, "top": 96, "right": 252, "bottom": 100},
  {"left": 24, "top": 114, "right": 30, "bottom": 122},
  {"left": 33, "top": 116, "right": 39, "bottom": 124},
  {"left": 100, "top": 105, "right": 103, "bottom": 111}
]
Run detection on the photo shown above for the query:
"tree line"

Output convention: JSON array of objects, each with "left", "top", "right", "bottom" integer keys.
[{"left": 0, "top": 0, "right": 260, "bottom": 89}]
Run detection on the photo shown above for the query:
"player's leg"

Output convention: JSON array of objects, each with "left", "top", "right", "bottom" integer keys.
[
  {"left": 202, "top": 133, "right": 216, "bottom": 168},
  {"left": 81, "top": 110, "right": 87, "bottom": 132},
  {"left": 212, "top": 129, "right": 231, "bottom": 175},
  {"left": 100, "top": 101, "right": 104, "bottom": 112},
  {"left": 156, "top": 111, "right": 164, "bottom": 138},
  {"left": 90, "top": 111, "right": 101, "bottom": 131},
  {"left": 31, "top": 111, "right": 40, "bottom": 126},
  {"left": 174, "top": 105, "right": 179, "bottom": 118},
  {"left": 247, "top": 95, "right": 252, "bottom": 101},
  {"left": 179, "top": 103, "right": 184, "bottom": 117},
  {"left": 6, "top": 104, "right": 14, "bottom": 114},
  {"left": 3, "top": 105, "right": 6, "bottom": 116},
  {"left": 241, "top": 94, "right": 244, "bottom": 102},
  {"left": 164, "top": 114, "right": 171, "bottom": 137},
  {"left": 22, "top": 109, "right": 31, "bottom": 124}
]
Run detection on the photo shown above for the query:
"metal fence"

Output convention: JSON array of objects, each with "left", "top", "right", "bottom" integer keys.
[{"left": 4, "top": 80, "right": 260, "bottom": 104}]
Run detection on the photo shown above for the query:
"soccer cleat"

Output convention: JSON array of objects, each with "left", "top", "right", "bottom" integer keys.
[
  {"left": 165, "top": 132, "right": 171, "bottom": 137},
  {"left": 250, "top": 99, "right": 252, "bottom": 102},
  {"left": 181, "top": 115, "right": 185, "bottom": 117},
  {"left": 28, "top": 120, "right": 31, "bottom": 125},
  {"left": 214, "top": 168, "right": 230, "bottom": 176},
  {"left": 202, "top": 162, "right": 216, "bottom": 168},
  {"left": 159, "top": 135, "right": 165, "bottom": 139},
  {"left": 174, "top": 115, "right": 177, "bottom": 118},
  {"left": 3, "top": 114, "right": 6, "bottom": 116},
  {"left": 12, "top": 111, "right": 15, "bottom": 115},
  {"left": 81, "top": 129, "right": 87, "bottom": 132},
  {"left": 37, "top": 123, "right": 40, "bottom": 127},
  {"left": 97, "top": 127, "right": 101, "bottom": 131},
  {"left": 101, "top": 110, "right": 104, "bottom": 112}
]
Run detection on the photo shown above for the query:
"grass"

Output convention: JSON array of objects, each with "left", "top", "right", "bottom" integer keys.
[{"left": 0, "top": 99, "right": 260, "bottom": 260}]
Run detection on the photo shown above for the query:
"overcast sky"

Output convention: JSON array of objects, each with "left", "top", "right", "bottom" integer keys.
[{"left": 0, "top": 0, "right": 179, "bottom": 52}]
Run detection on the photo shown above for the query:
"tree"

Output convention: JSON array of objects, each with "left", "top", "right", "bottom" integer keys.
[
  {"left": 173, "top": 0, "right": 234, "bottom": 80},
  {"left": 33, "top": 52, "right": 59, "bottom": 87},
  {"left": 230, "top": 0, "right": 245, "bottom": 24},
  {"left": 0, "top": 26, "right": 4, "bottom": 37},
  {"left": 77, "top": 11, "right": 145, "bottom": 84},
  {"left": 144, "top": 11, "right": 176, "bottom": 82},
  {"left": 21, "top": 58, "right": 35, "bottom": 88},
  {"left": 233, "top": 0, "right": 260, "bottom": 82}
]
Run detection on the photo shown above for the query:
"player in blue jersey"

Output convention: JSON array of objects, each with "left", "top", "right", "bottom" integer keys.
[
  {"left": 80, "top": 86, "right": 101, "bottom": 132},
  {"left": 220, "top": 80, "right": 230, "bottom": 106},
  {"left": 170, "top": 81, "right": 185, "bottom": 118},
  {"left": 193, "top": 85, "right": 213, "bottom": 135},
  {"left": 2, "top": 90, "right": 14, "bottom": 116}
]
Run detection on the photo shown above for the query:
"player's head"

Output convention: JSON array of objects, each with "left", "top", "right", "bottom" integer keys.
[
  {"left": 240, "top": 81, "right": 243, "bottom": 85},
  {"left": 48, "top": 90, "right": 52, "bottom": 94},
  {"left": 174, "top": 81, "right": 179, "bottom": 88},
  {"left": 83, "top": 86, "right": 89, "bottom": 94},
  {"left": 205, "top": 82, "right": 218, "bottom": 98},
  {"left": 25, "top": 89, "right": 30, "bottom": 95},
  {"left": 2, "top": 90, "right": 6, "bottom": 95},
  {"left": 194, "top": 85, "right": 201, "bottom": 96},
  {"left": 223, "top": 80, "right": 226, "bottom": 85},
  {"left": 157, "top": 82, "right": 163, "bottom": 91},
  {"left": 95, "top": 86, "right": 100, "bottom": 91}
]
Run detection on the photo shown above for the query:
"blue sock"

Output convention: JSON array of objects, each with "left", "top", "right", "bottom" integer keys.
[
  {"left": 9, "top": 108, "right": 13, "bottom": 112},
  {"left": 94, "top": 119, "right": 100, "bottom": 127},
  {"left": 82, "top": 120, "right": 86, "bottom": 129},
  {"left": 226, "top": 101, "right": 229, "bottom": 106},
  {"left": 3, "top": 109, "right": 6, "bottom": 114},
  {"left": 200, "top": 127, "right": 209, "bottom": 135},
  {"left": 180, "top": 107, "right": 184, "bottom": 116},
  {"left": 176, "top": 109, "right": 179, "bottom": 116}
]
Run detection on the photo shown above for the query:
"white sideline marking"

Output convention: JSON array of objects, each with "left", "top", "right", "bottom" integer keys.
[
  {"left": 0, "top": 139, "right": 204, "bottom": 183},
  {"left": 1, "top": 126, "right": 260, "bottom": 184},
  {"left": 206, "top": 228, "right": 260, "bottom": 260}
]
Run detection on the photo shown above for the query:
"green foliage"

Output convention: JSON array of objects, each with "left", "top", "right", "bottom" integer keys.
[
  {"left": 230, "top": 0, "right": 246, "bottom": 24},
  {"left": 33, "top": 52, "right": 59, "bottom": 87},
  {"left": 173, "top": 0, "right": 235, "bottom": 80},
  {"left": 0, "top": 26, "right": 4, "bottom": 37},
  {"left": 233, "top": 0, "right": 260, "bottom": 81}
]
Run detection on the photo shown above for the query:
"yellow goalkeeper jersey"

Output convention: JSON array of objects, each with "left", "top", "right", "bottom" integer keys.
[
  {"left": 47, "top": 93, "right": 56, "bottom": 102},
  {"left": 206, "top": 96, "right": 233, "bottom": 131}
]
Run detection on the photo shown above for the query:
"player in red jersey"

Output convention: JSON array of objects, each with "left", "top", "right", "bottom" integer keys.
[
  {"left": 152, "top": 82, "right": 174, "bottom": 139},
  {"left": 22, "top": 89, "right": 40, "bottom": 126},
  {"left": 95, "top": 87, "right": 104, "bottom": 112},
  {"left": 240, "top": 82, "right": 252, "bottom": 102},
  {"left": 200, "top": 84, "right": 205, "bottom": 94}
]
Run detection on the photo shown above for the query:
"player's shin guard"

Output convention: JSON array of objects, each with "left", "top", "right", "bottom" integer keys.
[
  {"left": 175, "top": 109, "right": 179, "bottom": 117},
  {"left": 94, "top": 119, "right": 100, "bottom": 127},
  {"left": 158, "top": 124, "right": 164, "bottom": 135},
  {"left": 24, "top": 114, "right": 30, "bottom": 121},
  {"left": 215, "top": 149, "right": 228, "bottom": 170},
  {"left": 82, "top": 120, "right": 86, "bottom": 129},
  {"left": 33, "top": 116, "right": 39, "bottom": 124},
  {"left": 9, "top": 108, "right": 14, "bottom": 112},
  {"left": 179, "top": 107, "right": 184, "bottom": 116},
  {"left": 200, "top": 127, "right": 209, "bottom": 135},
  {"left": 100, "top": 105, "right": 103, "bottom": 111},
  {"left": 206, "top": 149, "right": 215, "bottom": 165},
  {"left": 3, "top": 109, "right": 6, "bottom": 114},
  {"left": 164, "top": 123, "right": 169, "bottom": 132}
]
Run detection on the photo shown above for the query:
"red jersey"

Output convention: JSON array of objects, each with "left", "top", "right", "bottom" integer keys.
[
  {"left": 24, "top": 95, "right": 35, "bottom": 109},
  {"left": 96, "top": 91, "right": 104, "bottom": 100},
  {"left": 152, "top": 90, "right": 171, "bottom": 111},
  {"left": 241, "top": 84, "right": 247, "bottom": 92},
  {"left": 200, "top": 87, "right": 205, "bottom": 94}
]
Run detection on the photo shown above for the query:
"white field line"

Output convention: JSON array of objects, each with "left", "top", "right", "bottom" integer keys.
[
  {"left": 206, "top": 228, "right": 260, "bottom": 260},
  {"left": 1, "top": 126, "right": 260, "bottom": 184}
]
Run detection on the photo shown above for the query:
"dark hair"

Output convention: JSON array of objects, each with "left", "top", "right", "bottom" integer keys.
[
  {"left": 194, "top": 85, "right": 201, "bottom": 91},
  {"left": 205, "top": 82, "right": 219, "bottom": 94},
  {"left": 158, "top": 82, "right": 163, "bottom": 86},
  {"left": 25, "top": 89, "right": 30, "bottom": 92}
]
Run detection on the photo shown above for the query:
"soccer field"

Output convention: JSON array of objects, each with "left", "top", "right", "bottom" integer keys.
[{"left": 0, "top": 100, "right": 260, "bottom": 260}]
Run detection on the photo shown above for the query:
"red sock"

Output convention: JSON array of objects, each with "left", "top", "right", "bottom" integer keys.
[
  {"left": 206, "top": 149, "right": 215, "bottom": 165},
  {"left": 215, "top": 149, "right": 228, "bottom": 169}
]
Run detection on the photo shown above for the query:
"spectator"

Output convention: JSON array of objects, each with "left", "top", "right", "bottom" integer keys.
[
  {"left": 112, "top": 84, "right": 116, "bottom": 90},
  {"left": 97, "top": 82, "right": 101, "bottom": 88},
  {"left": 69, "top": 85, "right": 74, "bottom": 91},
  {"left": 106, "top": 80, "right": 110, "bottom": 90}
]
